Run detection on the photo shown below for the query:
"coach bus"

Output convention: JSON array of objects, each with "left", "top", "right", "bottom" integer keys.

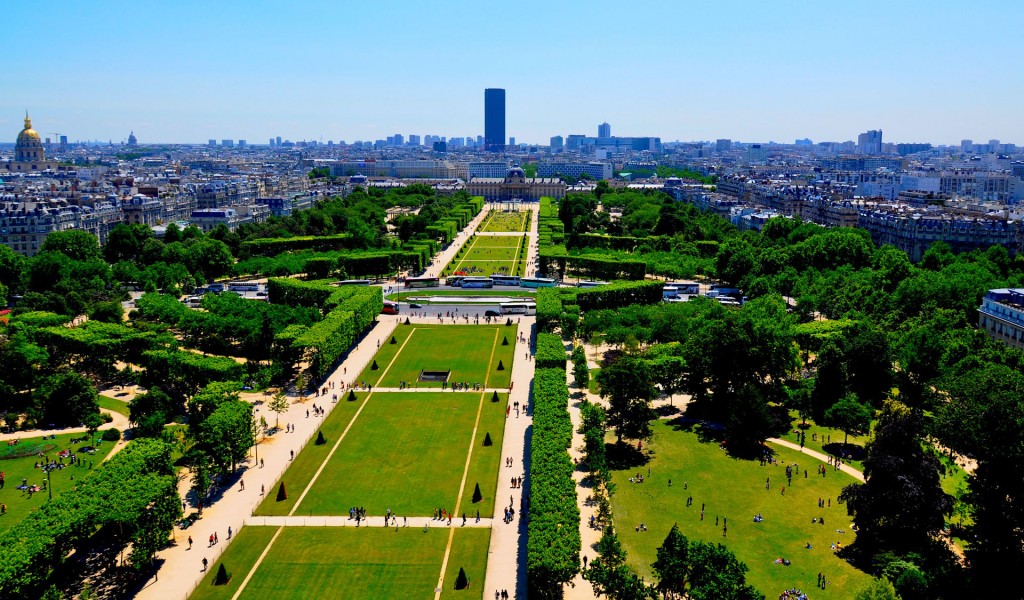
[
  {"left": 519, "top": 277, "right": 557, "bottom": 288},
  {"left": 499, "top": 301, "right": 536, "bottom": 315},
  {"left": 404, "top": 276, "right": 440, "bottom": 288},
  {"left": 336, "top": 279, "right": 371, "bottom": 286},
  {"left": 459, "top": 277, "right": 494, "bottom": 288},
  {"left": 227, "top": 281, "right": 261, "bottom": 292},
  {"left": 490, "top": 275, "right": 521, "bottom": 286},
  {"left": 381, "top": 300, "right": 400, "bottom": 315},
  {"left": 576, "top": 280, "right": 611, "bottom": 289},
  {"left": 444, "top": 276, "right": 465, "bottom": 287}
]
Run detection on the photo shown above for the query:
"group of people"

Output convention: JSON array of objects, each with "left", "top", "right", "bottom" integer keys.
[
  {"left": 442, "top": 381, "right": 480, "bottom": 391},
  {"left": 510, "top": 476, "right": 523, "bottom": 489}
]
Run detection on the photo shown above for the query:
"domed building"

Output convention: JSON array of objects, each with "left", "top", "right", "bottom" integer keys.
[
  {"left": 3, "top": 112, "right": 58, "bottom": 173},
  {"left": 467, "top": 164, "right": 565, "bottom": 202}
]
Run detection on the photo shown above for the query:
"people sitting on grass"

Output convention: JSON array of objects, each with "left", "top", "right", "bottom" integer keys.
[{"left": 754, "top": 513, "right": 764, "bottom": 522}]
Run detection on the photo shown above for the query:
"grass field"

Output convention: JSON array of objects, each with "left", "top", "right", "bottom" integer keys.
[
  {"left": 479, "top": 210, "right": 527, "bottom": 233},
  {"left": 445, "top": 235, "right": 526, "bottom": 277},
  {"left": 97, "top": 394, "right": 131, "bottom": 418},
  {"left": 785, "top": 410, "right": 870, "bottom": 472},
  {"left": 609, "top": 419, "right": 872, "bottom": 599},
  {"left": 0, "top": 431, "right": 115, "bottom": 533},
  {"left": 278, "top": 392, "right": 506, "bottom": 517},
  {"left": 190, "top": 526, "right": 491, "bottom": 600},
  {"left": 358, "top": 324, "right": 518, "bottom": 390}
]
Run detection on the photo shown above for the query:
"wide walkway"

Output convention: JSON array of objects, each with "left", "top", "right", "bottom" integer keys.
[{"left": 245, "top": 515, "right": 495, "bottom": 528}]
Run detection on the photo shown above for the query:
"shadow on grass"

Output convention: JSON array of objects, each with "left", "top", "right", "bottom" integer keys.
[
  {"left": 606, "top": 441, "right": 649, "bottom": 471},
  {"left": 822, "top": 442, "right": 866, "bottom": 462}
]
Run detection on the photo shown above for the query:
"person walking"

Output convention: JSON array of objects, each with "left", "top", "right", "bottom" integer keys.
[
  {"left": 188, "top": 535, "right": 193, "bottom": 550},
  {"left": 202, "top": 557, "right": 208, "bottom": 572}
]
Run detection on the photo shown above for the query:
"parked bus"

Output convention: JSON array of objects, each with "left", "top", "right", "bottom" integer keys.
[
  {"left": 671, "top": 281, "right": 700, "bottom": 295},
  {"left": 499, "top": 301, "right": 537, "bottom": 315},
  {"left": 663, "top": 286, "right": 680, "bottom": 300},
  {"left": 404, "top": 276, "right": 440, "bottom": 288},
  {"left": 381, "top": 300, "right": 400, "bottom": 315},
  {"left": 182, "top": 296, "right": 204, "bottom": 308},
  {"left": 490, "top": 275, "right": 521, "bottom": 286},
  {"left": 444, "top": 276, "right": 465, "bottom": 287},
  {"left": 337, "top": 279, "right": 371, "bottom": 286},
  {"left": 519, "top": 277, "right": 557, "bottom": 288},
  {"left": 576, "top": 280, "right": 611, "bottom": 288},
  {"left": 459, "top": 277, "right": 494, "bottom": 289},
  {"left": 227, "top": 281, "right": 261, "bottom": 292}
]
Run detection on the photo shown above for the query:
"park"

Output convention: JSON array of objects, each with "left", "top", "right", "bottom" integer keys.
[
  {"left": 192, "top": 324, "right": 518, "bottom": 599},
  {"left": 443, "top": 235, "right": 527, "bottom": 277},
  {"left": 478, "top": 209, "right": 529, "bottom": 233}
]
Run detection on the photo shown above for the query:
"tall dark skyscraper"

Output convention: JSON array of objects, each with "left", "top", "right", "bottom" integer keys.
[{"left": 484, "top": 88, "right": 505, "bottom": 152}]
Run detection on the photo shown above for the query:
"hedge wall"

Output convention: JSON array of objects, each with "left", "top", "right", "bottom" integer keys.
[
  {"left": 537, "top": 250, "right": 646, "bottom": 281},
  {"left": 239, "top": 233, "right": 355, "bottom": 258},
  {"left": 536, "top": 288, "right": 564, "bottom": 334},
  {"left": 535, "top": 333, "right": 567, "bottom": 370},
  {"left": 527, "top": 368, "right": 580, "bottom": 599}
]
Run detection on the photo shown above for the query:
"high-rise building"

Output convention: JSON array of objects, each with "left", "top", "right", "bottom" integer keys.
[
  {"left": 857, "top": 130, "right": 883, "bottom": 155},
  {"left": 269, "top": 138, "right": 276, "bottom": 147},
  {"left": 509, "top": 137, "right": 516, "bottom": 147},
  {"left": 961, "top": 139, "right": 973, "bottom": 153},
  {"left": 276, "top": 136, "right": 282, "bottom": 146},
  {"left": 550, "top": 136, "right": 564, "bottom": 152},
  {"left": 484, "top": 88, "right": 506, "bottom": 152},
  {"left": 208, "top": 139, "right": 217, "bottom": 146},
  {"left": 598, "top": 122, "right": 611, "bottom": 138},
  {"left": 408, "top": 134, "right": 421, "bottom": 146},
  {"left": 715, "top": 139, "right": 732, "bottom": 153}
]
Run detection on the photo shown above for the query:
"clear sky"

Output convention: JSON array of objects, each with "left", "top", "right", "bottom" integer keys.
[{"left": 3, "top": 0, "right": 1022, "bottom": 146}]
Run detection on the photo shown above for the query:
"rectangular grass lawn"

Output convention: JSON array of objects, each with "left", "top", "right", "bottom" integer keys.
[
  {"left": 294, "top": 392, "right": 506, "bottom": 517},
  {"left": 0, "top": 430, "right": 116, "bottom": 533},
  {"left": 609, "top": 419, "right": 873, "bottom": 598},
  {"left": 445, "top": 235, "right": 525, "bottom": 276},
  {"left": 191, "top": 526, "right": 491, "bottom": 600},
  {"left": 255, "top": 392, "right": 368, "bottom": 516},
  {"left": 479, "top": 210, "right": 527, "bottom": 233},
  {"left": 360, "top": 324, "right": 518, "bottom": 390}
]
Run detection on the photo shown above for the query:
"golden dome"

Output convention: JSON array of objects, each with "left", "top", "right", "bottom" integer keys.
[{"left": 18, "top": 113, "right": 41, "bottom": 144}]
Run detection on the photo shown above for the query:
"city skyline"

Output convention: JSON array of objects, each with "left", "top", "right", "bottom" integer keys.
[{"left": 3, "top": 0, "right": 1022, "bottom": 145}]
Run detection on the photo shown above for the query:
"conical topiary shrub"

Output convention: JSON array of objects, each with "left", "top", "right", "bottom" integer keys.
[
  {"left": 496, "top": 360, "right": 504, "bottom": 371},
  {"left": 483, "top": 432, "right": 492, "bottom": 446},
  {"left": 276, "top": 482, "right": 287, "bottom": 502},
  {"left": 491, "top": 390, "right": 499, "bottom": 402},
  {"left": 505, "top": 318, "right": 513, "bottom": 326},
  {"left": 348, "top": 390, "right": 357, "bottom": 401},
  {"left": 371, "top": 360, "right": 379, "bottom": 370},
  {"left": 472, "top": 483, "right": 482, "bottom": 503},
  {"left": 315, "top": 431, "right": 326, "bottom": 445},
  {"left": 214, "top": 563, "right": 231, "bottom": 585},
  {"left": 502, "top": 336, "right": 509, "bottom": 346},
  {"left": 454, "top": 567, "right": 469, "bottom": 590},
  {"left": 390, "top": 335, "right": 397, "bottom": 344},
  {"left": 404, "top": 317, "right": 411, "bottom": 325}
]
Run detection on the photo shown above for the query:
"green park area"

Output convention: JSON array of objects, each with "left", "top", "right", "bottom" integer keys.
[
  {"left": 479, "top": 210, "right": 528, "bottom": 233},
  {"left": 609, "top": 419, "right": 873, "bottom": 598},
  {"left": 357, "top": 324, "right": 518, "bottom": 389},
  {"left": 191, "top": 526, "right": 490, "bottom": 600},
  {"left": 444, "top": 235, "right": 527, "bottom": 277},
  {"left": 0, "top": 430, "right": 117, "bottom": 533},
  {"left": 258, "top": 391, "right": 507, "bottom": 517}
]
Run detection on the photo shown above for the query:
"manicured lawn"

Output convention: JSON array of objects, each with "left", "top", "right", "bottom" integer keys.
[
  {"left": 445, "top": 235, "right": 526, "bottom": 277},
  {"left": 0, "top": 431, "right": 116, "bottom": 533},
  {"left": 295, "top": 392, "right": 505, "bottom": 517},
  {"left": 609, "top": 419, "right": 872, "bottom": 599},
  {"left": 479, "top": 210, "right": 527, "bottom": 233},
  {"left": 786, "top": 410, "right": 870, "bottom": 472},
  {"left": 97, "top": 394, "right": 131, "bottom": 418},
  {"left": 254, "top": 392, "right": 368, "bottom": 516},
  {"left": 191, "top": 526, "right": 491, "bottom": 600},
  {"left": 359, "top": 324, "right": 518, "bottom": 390}
]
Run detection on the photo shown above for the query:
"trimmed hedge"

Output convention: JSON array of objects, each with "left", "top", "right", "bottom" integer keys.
[
  {"left": 527, "top": 368, "right": 580, "bottom": 598},
  {"left": 537, "top": 249, "right": 647, "bottom": 281},
  {"left": 535, "top": 333, "right": 568, "bottom": 370},
  {"left": 239, "top": 234, "right": 355, "bottom": 258}
]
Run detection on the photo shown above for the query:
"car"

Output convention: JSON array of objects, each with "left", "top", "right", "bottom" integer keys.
[
  {"left": 409, "top": 302, "right": 422, "bottom": 308},
  {"left": 484, "top": 309, "right": 501, "bottom": 317}
]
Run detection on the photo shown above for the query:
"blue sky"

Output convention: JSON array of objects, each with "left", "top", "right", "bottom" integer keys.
[{"left": 3, "top": 0, "right": 1021, "bottom": 145}]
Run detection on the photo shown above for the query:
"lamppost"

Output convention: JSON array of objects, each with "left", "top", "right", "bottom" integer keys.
[{"left": 46, "top": 467, "right": 52, "bottom": 501}]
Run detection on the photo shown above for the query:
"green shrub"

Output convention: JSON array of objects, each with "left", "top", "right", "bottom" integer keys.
[
  {"left": 276, "top": 482, "right": 287, "bottom": 501},
  {"left": 214, "top": 563, "right": 231, "bottom": 585},
  {"left": 101, "top": 428, "right": 121, "bottom": 442},
  {"left": 315, "top": 431, "right": 326, "bottom": 445}
]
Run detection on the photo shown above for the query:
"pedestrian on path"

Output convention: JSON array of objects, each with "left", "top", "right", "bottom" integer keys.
[
  {"left": 202, "top": 557, "right": 208, "bottom": 572},
  {"left": 188, "top": 535, "right": 193, "bottom": 550},
  {"left": 240, "top": 479, "right": 244, "bottom": 491}
]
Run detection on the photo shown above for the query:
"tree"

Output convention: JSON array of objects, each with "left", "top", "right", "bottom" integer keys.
[
  {"left": 824, "top": 393, "right": 873, "bottom": 445},
  {"left": 195, "top": 400, "right": 254, "bottom": 473},
  {"left": 685, "top": 541, "right": 764, "bottom": 600},
  {"left": 652, "top": 523, "right": 690, "bottom": 596},
  {"left": 853, "top": 577, "right": 901, "bottom": 600},
  {"left": 39, "top": 229, "right": 101, "bottom": 261},
  {"left": 838, "top": 401, "right": 952, "bottom": 557},
  {"left": 596, "top": 355, "right": 657, "bottom": 442},
  {"left": 586, "top": 526, "right": 656, "bottom": 599},
  {"left": 269, "top": 389, "right": 289, "bottom": 429},
  {"left": 32, "top": 371, "right": 100, "bottom": 427}
]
